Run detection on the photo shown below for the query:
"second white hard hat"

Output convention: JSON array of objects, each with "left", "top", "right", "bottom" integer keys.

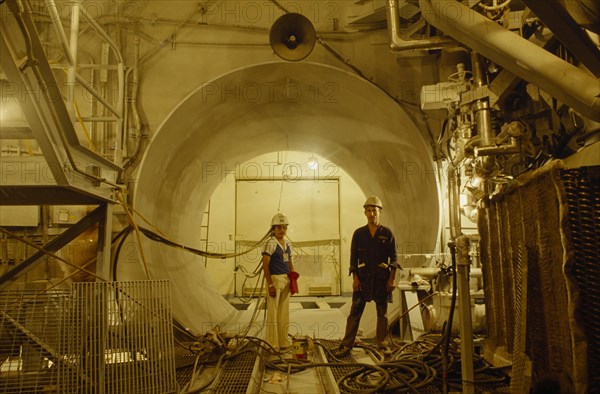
[
  {"left": 271, "top": 212, "right": 290, "bottom": 226},
  {"left": 363, "top": 196, "right": 383, "bottom": 210}
]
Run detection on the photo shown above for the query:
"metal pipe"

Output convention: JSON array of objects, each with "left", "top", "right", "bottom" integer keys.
[
  {"left": 471, "top": 53, "right": 492, "bottom": 146},
  {"left": 138, "top": 4, "right": 202, "bottom": 65},
  {"left": 470, "top": 52, "right": 497, "bottom": 178},
  {"left": 386, "top": 0, "right": 457, "bottom": 51},
  {"left": 74, "top": 72, "right": 120, "bottom": 117},
  {"left": 67, "top": 1, "right": 79, "bottom": 103},
  {"left": 473, "top": 100, "right": 493, "bottom": 146},
  {"left": 123, "top": 37, "right": 142, "bottom": 169},
  {"left": 419, "top": 0, "right": 600, "bottom": 122},
  {"left": 84, "top": 52, "right": 97, "bottom": 151},
  {"left": 44, "top": 0, "right": 75, "bottom": 66},
  {"left": 447, "top": 165, "right": 463, "bottom": 240},
  {"left": 81, "top": 117, "right": 117, "bottom": 122},
  {"left": 50, "top": 64, "right": 120, "bottom": 71},
  {"left": 78, "top": 7, "right": 123, "bottom": 63},
  {"left": 475, "top": 137, "right": 520, "bottom": 156},
  {"left": 115, "top": 62, "right": 124, "bottom": 165},
  {"left": 473, "top": 101, "right": 496, "bottom": 177},
  {"left": 409, "top": 267, "right": 440, "bottom": 279},
  {"left": 471, "top": 51, "right": 487, "bottom": 88},
  {"left": 455, "top": 235, "right": 475, "bottom": 394}
]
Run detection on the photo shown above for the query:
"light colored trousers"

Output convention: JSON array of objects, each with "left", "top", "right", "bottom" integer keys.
[{"left": 265, "top": 274, "right": 291, "bottom": 350}]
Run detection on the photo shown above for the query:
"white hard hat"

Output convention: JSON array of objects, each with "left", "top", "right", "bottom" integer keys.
[
  {"left": 363, "top": 196, "right": 383, "bottom": 209},
  {"left": 271, "top": 213, "right": 289, "bottom": 226}
]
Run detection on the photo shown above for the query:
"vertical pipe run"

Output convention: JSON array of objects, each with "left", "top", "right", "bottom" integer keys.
[
  {"left": 115, "top": 63, "right": 124, "bottom": 165},
  {"left": 447, "top": 165, "right": 462, "bottom": 240},
  {"left": 67, "top": 1, "right": 80, "bottom": 103},
  {"left": 447, "top": 147, "right": 475, "bottom": 394},
  {"left": 456, "top": 235, "right": 475, "bottom": 394},
  {"left": 471, "top": 52, "right": 496, "bottom": 179},
  {"left": 471, "top": 52, "right": 487, "bottom": 88},
  {"left": 123, "top": 37, "right": 142, "bottom": 169},
  {"left": 95, "top": 204, "right": 112, "bottom": 280}
]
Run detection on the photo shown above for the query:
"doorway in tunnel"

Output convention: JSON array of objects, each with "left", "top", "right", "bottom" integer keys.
[
  {"left": 235, "top": 175, "right": 340, "bottom": 297},
  {"left": 201, "top": 151, "right": 366, "bottom": 299}
]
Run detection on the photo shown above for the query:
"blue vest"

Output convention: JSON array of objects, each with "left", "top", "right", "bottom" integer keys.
[{"left": 262, "top": 237, "right": 291, "bottom": 275}]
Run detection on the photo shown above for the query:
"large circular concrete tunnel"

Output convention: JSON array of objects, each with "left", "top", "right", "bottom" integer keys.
[{"left": 123, "top": 62, "right": 440, "bottom": 334}]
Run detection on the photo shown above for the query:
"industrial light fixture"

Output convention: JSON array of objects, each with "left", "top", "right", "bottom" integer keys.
[{"left": 307, "top": 154, "right": 318, "bottom": 170}]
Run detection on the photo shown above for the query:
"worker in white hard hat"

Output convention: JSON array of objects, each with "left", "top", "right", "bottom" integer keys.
[
  {"left": 333, "top": 196, "right": 399, "bottom": 358},
  {"left": 261, "top": 212, "right": 297, "bottom": 353}
]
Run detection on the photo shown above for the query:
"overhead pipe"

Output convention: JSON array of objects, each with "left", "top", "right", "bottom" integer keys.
[
  {"left": 386, "top": 0, "right": 457, "bottom": 51},
  {"left": 67, "top": 1, "right": 79, "bottom": 103},
  {"left": 419, "top": 0, "right": 600, "bottom": 122}
]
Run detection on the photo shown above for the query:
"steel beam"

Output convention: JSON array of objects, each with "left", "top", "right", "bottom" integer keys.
[
  {"left": 521, "top": 0, "right": 600, "bottom": 77},
  {"left": 0, "top": 205, "right": 105, "bottom": 289}
]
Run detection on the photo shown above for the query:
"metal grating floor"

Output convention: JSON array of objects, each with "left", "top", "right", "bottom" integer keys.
[
  {"left": 175, "top": 352, "right": 203, "bottom": 389},
  {"left": 321, "top": 339, "right": 366, "bottom": 392},
  {"left": 208, "top": 341, "right": 261, "bottom": 393}
]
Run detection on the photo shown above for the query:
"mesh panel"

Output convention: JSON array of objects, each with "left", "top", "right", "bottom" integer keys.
[
  {"left": 1, "top": 281, "right": 177, "bottom": 393},
  {"left": 0, "top": 288, "right": 70, "bottom": 393},
  {"left": 478, "top": 164, "right": 598, "bottom": 392},
  {"left": 561, "top": 167, "right": 600, "bottom": 393},
  {"left": 510, "top": 243, "right": 529, "bottom": 393}
]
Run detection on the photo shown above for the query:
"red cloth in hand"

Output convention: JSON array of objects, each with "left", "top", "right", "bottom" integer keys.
[{"left": 288, "top": 271, "right": 300, "bottom": 295}]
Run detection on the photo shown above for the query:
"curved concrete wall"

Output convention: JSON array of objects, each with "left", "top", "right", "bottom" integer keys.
[{"left": 125, "top": 62, "right": 440, "bottom": 334}]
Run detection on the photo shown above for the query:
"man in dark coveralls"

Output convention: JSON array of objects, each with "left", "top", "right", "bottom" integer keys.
[{"left": 333, "top": 196, "right": 399, "bottom": 357}]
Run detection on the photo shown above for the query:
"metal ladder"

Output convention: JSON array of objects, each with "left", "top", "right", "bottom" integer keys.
[{"left": 200, "top": 200, "right": 211, "bottom": 266}]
